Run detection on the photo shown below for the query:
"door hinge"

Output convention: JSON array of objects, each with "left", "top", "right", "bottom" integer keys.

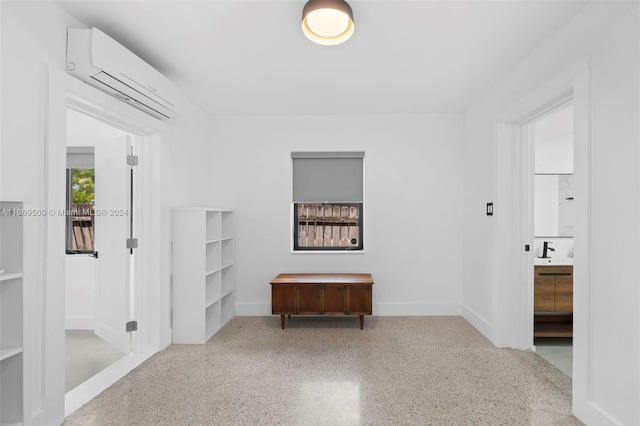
[
  {"left": 126, "top": 238, "right": 138, "bottom": 249},
  {"left": 126, "top": 321, "right": 137, "bottom": 332},
  {"left": 127, "top": 154, "right": 139, "bottom": 166}
]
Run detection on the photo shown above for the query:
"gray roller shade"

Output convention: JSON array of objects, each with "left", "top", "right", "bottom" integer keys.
[
  {"left": 292, "top": 151, "right": 364, "bottom": 202},
  {"left": 67, "top": 146, "right": 95, "bottom": 169}
]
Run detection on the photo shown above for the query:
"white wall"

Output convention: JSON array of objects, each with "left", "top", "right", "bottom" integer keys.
[
  {"left": 587, "top": 8, "right": 639, "bottom": 423},
  {"left": 534, "top": 103, "right": 573, "bottom": 174},
  {"left": 462, "top": 2, "right": 639, "bottom": 424},
  {"left": 532, "top": 238, "right": 573, "bottom": 260},
  {"left": 0, "top": 2, "right": 215, "bottom": 424},
  {"left": 67, "top": 108, "right": 133, "bottom": 144},
  {"left": 187, "top": 114, "right": 464, "bottom": 315},
  {"left": 534, "top": 175, "right": 560, "bottom": 236},
  {"left": 1, "top": 3, "right": 85, "bottom": 423}
]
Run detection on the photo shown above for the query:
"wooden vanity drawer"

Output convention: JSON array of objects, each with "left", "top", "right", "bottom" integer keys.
[{"left": 534, "top": 265, "right": 573, "bottom": 278}]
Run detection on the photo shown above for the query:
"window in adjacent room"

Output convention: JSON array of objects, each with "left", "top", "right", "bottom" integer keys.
[
  {"left": 66, "top": 147, "right": 96, "bottom": 254},
  {"left": 291, "top": 151, "right": 364, "bottom": 251}
]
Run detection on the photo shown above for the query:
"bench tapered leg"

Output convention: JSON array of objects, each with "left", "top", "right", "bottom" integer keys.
[
  {"left": 360, "top": 315, "right": 364, "bottom": 330},
  {"left": 280, "top": 315, "right": 285, "bottom": 329}
]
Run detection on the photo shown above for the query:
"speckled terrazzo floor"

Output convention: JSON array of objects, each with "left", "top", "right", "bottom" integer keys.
[{"left": 64, "top": 316, "right": 581, "bottom": 425}]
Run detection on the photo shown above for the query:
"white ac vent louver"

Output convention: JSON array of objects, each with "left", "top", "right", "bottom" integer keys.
[{"left": 67, "top": 28, "right": 180, "bottom": 120}]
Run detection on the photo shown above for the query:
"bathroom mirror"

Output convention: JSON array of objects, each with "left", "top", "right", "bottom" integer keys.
[{"left": 534, "top": 174, "right": 574, "bottom": 237}]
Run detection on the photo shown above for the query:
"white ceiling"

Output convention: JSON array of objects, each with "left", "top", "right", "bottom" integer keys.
[{"left": 56, "top": 0, "right": 588, "bottom": 116}]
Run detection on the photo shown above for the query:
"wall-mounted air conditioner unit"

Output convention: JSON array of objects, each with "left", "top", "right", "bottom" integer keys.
[{"left": 66, "top": 28, "right": 180, "bottom": 120}]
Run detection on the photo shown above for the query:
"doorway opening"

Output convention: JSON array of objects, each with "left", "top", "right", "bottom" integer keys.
[
  {"left": 495, "top": 59, "right": 591, "bottom": 418},
  {"left": 525, "top": 100, "right": 574, "bottom": 378},
  {"left": 44, "top": 70, "right": 165, "bottom": 421},
  {"left": 64, "top": 105, "right": 145, "bottom": 414}
]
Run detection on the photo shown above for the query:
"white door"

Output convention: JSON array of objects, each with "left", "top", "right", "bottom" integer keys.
[{"left": 93, "top": 135, "right": 132, "bottom": 353}]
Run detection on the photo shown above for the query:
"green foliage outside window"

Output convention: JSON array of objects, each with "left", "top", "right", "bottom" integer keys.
[{"left": 72, "top": 169, "right": 95, "bottom": 204}]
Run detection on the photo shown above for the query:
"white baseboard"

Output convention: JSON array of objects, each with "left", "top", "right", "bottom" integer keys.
[
  {"left": 65, "top": 316, "right": 95, "bottom": 330},
  {"left": 235, "top": 303, "right": 271, "bottom": 316},
  {"left": 461, "top": 304, "right": 496, "bottom": 346},
  {"left": 235, "top": 302, "right": 461, "bottom": 316},
  {"left": 374, "top": 302, "right": 461, "bottom": 316}
]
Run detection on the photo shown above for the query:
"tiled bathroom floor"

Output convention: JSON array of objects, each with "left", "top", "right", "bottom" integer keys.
[
  {"left": 535, "top": 337, "right": 573, "bottom": 378},
  {"left": 65, "top": 330, "right": 126, "bottom": 392}
]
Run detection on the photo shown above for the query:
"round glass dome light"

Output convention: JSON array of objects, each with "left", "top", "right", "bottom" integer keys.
[{"left": 302, "top": 0, "right": 354, "bottom": 45}]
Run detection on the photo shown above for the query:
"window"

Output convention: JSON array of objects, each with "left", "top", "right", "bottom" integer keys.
[
  {"left": 66, "top": 147, "right": 96, "bottom": 254},
  {"left": 291, "top": 151, "right": 364, "bottom": 251},
  {"left": 294, "top": 202, "right": 363, "bottom": 250}
]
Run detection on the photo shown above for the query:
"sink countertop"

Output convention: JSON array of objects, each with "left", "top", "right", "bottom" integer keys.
[{"left": 534, "top": 258, "right": 574, "bottom": 266}]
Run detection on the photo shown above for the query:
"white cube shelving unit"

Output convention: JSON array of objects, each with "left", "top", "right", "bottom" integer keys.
[
  {"left": 172, "top": 208, "right": 235, "bottom": 344},
  {"left": 1, "top": 201, "right": 24, "bottom": 425}
]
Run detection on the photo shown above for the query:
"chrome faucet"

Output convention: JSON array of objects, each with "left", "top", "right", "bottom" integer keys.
[{"left": 541, "top": 241, "right": 555, "bottom": 258}]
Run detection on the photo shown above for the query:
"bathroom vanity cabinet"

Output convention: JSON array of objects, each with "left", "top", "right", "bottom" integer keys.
[{"left": 534, "top": 265, "right": 573, "bottom": 337}]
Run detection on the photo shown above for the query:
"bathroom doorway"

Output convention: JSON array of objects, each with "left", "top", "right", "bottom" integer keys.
[
  {"left": 495, "top": 60, "right": 592, "bottom": 417},
  {"left": 527, "top": 101, "right": 574, "bottom": 377}
]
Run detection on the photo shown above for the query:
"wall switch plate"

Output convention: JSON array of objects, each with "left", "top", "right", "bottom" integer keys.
[{"left": 486, "top": 202, "right": 493, "bottom": 216}]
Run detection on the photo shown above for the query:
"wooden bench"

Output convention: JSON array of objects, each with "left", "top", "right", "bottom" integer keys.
[{"left": 270, "top": 273, "right": 374, "bottom": 329}]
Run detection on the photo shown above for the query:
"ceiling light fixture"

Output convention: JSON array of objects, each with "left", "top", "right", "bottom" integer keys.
[{"left": 302, "top": 0, "right": 355, "bottom": 46}]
